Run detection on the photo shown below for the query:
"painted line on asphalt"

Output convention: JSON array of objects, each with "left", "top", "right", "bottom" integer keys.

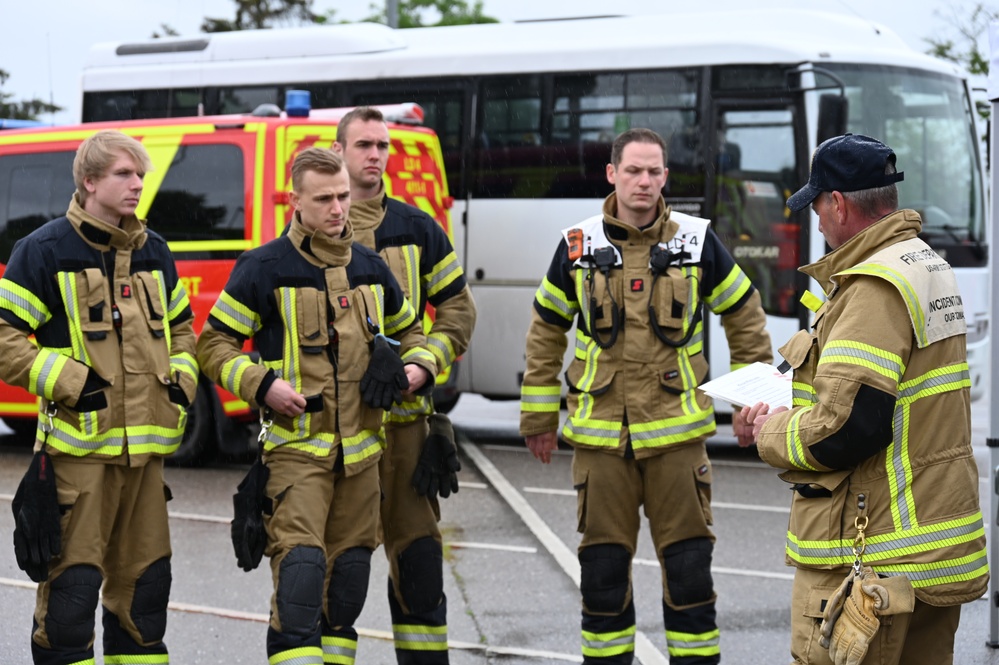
[
  {"left": 459, "top": 436, "right": 669, "bottom": 665},
  {"left": 632, "top": 559, "right": 795, "bottom": 581},
  {"left": 448, "top": 541, "right": 537, "bottom": 554},
  {"left": 522, "top": 486, "right": 790, "bottom": 514}
]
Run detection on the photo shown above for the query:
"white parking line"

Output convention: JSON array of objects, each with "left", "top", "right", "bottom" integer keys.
[
  {"left": 632, "top": 559, "right": 795, "bottom": 581},
  {"left": 448, "top": 541, "right": 537, "bottom": 554},
  {"left": 522, "top": 486, "right": 790, "bottom": 514}
]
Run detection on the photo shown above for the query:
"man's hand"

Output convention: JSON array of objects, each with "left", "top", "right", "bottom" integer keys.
[
  {"left": 263, "top": 379, "right": 306, "bottom": 418},
  {"left": 737, "top": 402, "right": 789, "bottom": 445},
  {"left": 525, "top": 431, "right": 559, "bottom": 464},
  {"left": 402, "top": 364, "right": 431, "bottom": 396},
  {"left": 733, "top": 405, "right": 756, "bottom": 448}
]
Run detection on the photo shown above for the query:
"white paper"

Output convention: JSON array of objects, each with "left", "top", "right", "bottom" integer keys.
[{"left": 698, "top": 362, "right": 793, "bottom": 409}]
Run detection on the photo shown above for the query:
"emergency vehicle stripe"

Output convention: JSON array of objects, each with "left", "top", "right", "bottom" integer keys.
[
  {"left": 385, "top": 295, "right": 417, "bottom": 337},
  {"left": 150, "top": 271, "right": 173, "bottom": 355},
  {"left": 171, "top": 351, "right": 198, "bottom": 384},
  {"left": 321, "top": 634, "right": 357, "bottom": 663},
  {"left": 56, "top": 272, "right": 92, "bottom": 366},
  {"left": 581, "top": 625, "right": 636, "bottom": 659},
  {"left": 268, "top": 645, "right": 324, "bottom": 664},
  {"left": 342, "top": 429, "right": 383, "bottom": 467},
  {"left": 426, "top": 331, "right": 455, "bottom": 369},
  {"left": 785, "top": 407, "right": 817, "bottom": 471},
  {"left": 425, "top": 251, "right": 462, "bottom": 298},
  {"left": 792, "top": 381, "right": 817, "bottom": 407},
  {"left": 0, "top": 278, "right": 50, "bottom": 328},
  {"left": 888, "top": 403, "right": 916, "bottom": 530},
  {"left": 392, "top": 623, "right": 448, "bottom": 651},
  {"left": 402, "top": 244, "right": 421, "bottom": 306},
  {"left": 167, "top": 280, "right": 190, "bottom": 322},
  {"left": 536, "top": 276, "right": 578, "bottom": 323},
  {"left": 105, "top": 655, "right": 170, "bottom": 664},
  {"left": 786, "top": 512, "right": 985, "bottom": 566},
  {"left": 875, "top": 550, "right": 989, "bottom": 587},
  {"left": 897, "top": 364, "right": 970, "bottom": 404},
  {"left": 221, "top": 356, "right": 255, "bottom": 396},
  {"left": 521, "top": 385, "right": 561, "bottom": 413},
  {"left": 629, "top": 410, "right": 716, "bottom": 449},
  {"left": 562, "top": 417, "right": 620, "bottom": 448},
  {"left": 666, "top": 628, "right": 721, "bottom": 658},
  {"left": 212, "top": 291, "right": 262, "bottom": 338},
  {"left": 838, "top": 264, "right": 927, "bottom": 346},
  {"left": 706, "top": 266, "right": 751, "bottom": 314},
  {"left": 818, "top": 341, "right": 904, "bottom": 384},
  {"left": 30, "top": 349, "right": 69, "bottom": 400}
]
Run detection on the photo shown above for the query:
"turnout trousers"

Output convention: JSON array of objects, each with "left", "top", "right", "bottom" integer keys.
[
  {"left": 791, "top": 567, "right": 962, "bottom": 665},
  {"left": 380, "top": 417, "right": 449, "bottom": 663},
  {"left": 31, "top": 457, "right": 172, "bottom": 665},
  {"left": 572, "top": 442, "right": 720, "bottom": 664}
]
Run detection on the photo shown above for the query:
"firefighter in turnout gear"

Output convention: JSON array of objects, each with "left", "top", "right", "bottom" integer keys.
[
  {"left": 736, "top": 134, "right": 988, "bottom": 665},
  {"left": 196, "top": 147, "right": 437, "bottom": 665},
  {"left": 334, "top": 107, "right": 476, "bottom": 664},
  {"left": 0, "top": 131, "right": 198, "bottom": 665},
  {"left": 520, "top": 128, "right": 772, "bottom": 664}
]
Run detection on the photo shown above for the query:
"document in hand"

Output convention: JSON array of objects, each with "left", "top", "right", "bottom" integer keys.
[{"left": 697, "top": 362, "right": 792, "bottom": 409}]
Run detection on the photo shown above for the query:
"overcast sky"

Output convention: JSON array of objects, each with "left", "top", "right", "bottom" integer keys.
[{"left": 0, "top": 0, "right": 983, "bottom": 125}]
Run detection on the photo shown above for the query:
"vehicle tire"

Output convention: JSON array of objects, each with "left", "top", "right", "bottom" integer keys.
[
  {"left": 167, "top": 385, "right": 212, "bottom": 466},
  {"left": 434, "top": 392, "right": 461, "bottom": 415},
  {"left": 2, "top": 417, "right": 38, "bottom": 446}
]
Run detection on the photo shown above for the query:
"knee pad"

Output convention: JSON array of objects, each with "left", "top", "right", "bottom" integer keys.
[
  {"left": 45, "top": 565, "right": 102, "bottom": 649},
  {"left": 663, "top": 538, "right": 714, "bottom": 606},
  {"left": 130, "top": 557, "right": 171, "bottom": 643},
  {"left": 276, "top": 546, "right": 326, "bottom": 638},
  {"left": 579, "top": 544, "right": 631, "bottom": 614},
  {"left": 327, "top": 547, "right": 372, "bottom": 628},
  {"left": 397, "top": 537, "right": 443, "bottom": 615}
]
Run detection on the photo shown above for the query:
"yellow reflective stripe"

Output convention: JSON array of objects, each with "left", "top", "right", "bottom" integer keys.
[
  {"left": 706, "top": 265, "right": 750, "bottom": 313},
  {"left": 402, "top": 244, "right": 421, "bottom": 306},
  {"left": 0, "top": 278, "right": 50, "bottom": 328},
  {"left": 521, "top": 385, "right": 562, "bottom": 413},
  {"left": 221, "top": 356, "right": 255, "bottom": 396},
  {"left": 800, "top": 289, "right": 824, "bottom": 312},
  {"left": 574, "top": 329, "right": 602, "bottom": 393},
  {"left": 30, "top": 349, "right": 69, "bottom": 400},
  {"left": 562, "top": 416, "right": 620, "bottom": 447},
  {"left": 686, "top": 320, "right": 704, "bottom": 356},
  {"left": 785, "top": 407, "right": 817, "bottom": 471},
  {"left": 876, "top": 549, "right": 989, "bottom": 588},
  {"left": 263, "top": 426, "right": 337, "bottom": 457},
  {"left": 400, "top": 346, "right": 435, "bottom": 368},
  {"left": 666, "top": 628, "right": 721, "bottom": 657},
  {"left": 170, "top": 351, "right": 198, "bottom": 383},
  {"left": 105, "top": 654, "right": 170, "bottom": 664},
  {"left": 838, "top": 264, "right": 926, "bottom": 346},
  {"left": 574, "top": 270, "right": 590, "bottom": 331},
  {"left": 369, "top": 284, "right": 386, "bottom": 334},
  {"left": 150, "top": 271, "right": 173, "bottom": 355},
  {"left": 629, "top": 410, "right": 716, "bottom": 448},
  {"left": 392, "top": 623, "right": 448, "bottom": 651},
  {"left": 818, "top": 340, "right": 904, "bottom": 384},
  {"left": 277, "top": 288, "right": 302, "bottom": 393},
  {"left": 581, "top": 625, "right": 636, "bottom": 658},
  {"left": 897, "top": 363, "right": 970, "bottom": 404},
  {"left": 387, "top": 394, "right": 434, "bottom": 422},
  {"left": 385, "top": 294, "right": 417, "bottom": 336},
  {"left": 888, "top": 403, "right": 917, "bottom": 531},
  {"left": 212, "top": 291, "right": 262, "bottom": 337},
  {"left": 45, "top": 420, "right": 124, "bottom": 456},
  {"left": 792, "top": 381, "right": 817, "bottom": 407},
  {"left": 425, "top": 251, "right": 462, "bottom": 298},
  {"left": 535, "top": 275, "right": 578, "bottom": 322},
  {"left": 426, "top": 331, "right": 455, "bottom": 369},
  {"left": 268, "top": 645, "right": 323, "bottom": 665},
  {"left": 56, "top": 272, "right": 90, "bottom": 365},
  {"left": 167, "top": 279, "right": 190, "bottom": 321},
  {"left": 787, "top": 512, "right": 985, "bottom": 566},
  {"left": 341, "top": 429, "right": 384, "bottom": 466},
  {"left": 321, "top": 634, "right": 357, "bottom": 664}
]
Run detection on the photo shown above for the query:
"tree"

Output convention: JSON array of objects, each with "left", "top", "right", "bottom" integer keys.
[
  {"left": 0, "top": 69, "right": 62, "bottom": 120},
  {"left": 364, "top": 0, "right": 498, "bottom": 28},
  {"left": 152, "top": 23, "right": 180, "bottom": 39},
  {"left": 924, "top": 2, "right": 996, "bottom": 77},
  {"left": 202, "top": 0, "right": 323, "bottom": 33}
]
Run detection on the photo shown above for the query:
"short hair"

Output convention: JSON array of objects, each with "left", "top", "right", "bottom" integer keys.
[
  {"left": 842, "top": 161, "right": 899, "bottom": 218},
  {"left": 73, "top": 130, "right": 152, "bottom": 200},
  {"left": 291, "top": 147, "right": 344, "bottom": 191},
  {"left": 611, "top": 128, "right": 668, "bottom": 167},
  {"left": 336, "top": 106, "right": 386, "bottom": 146}
]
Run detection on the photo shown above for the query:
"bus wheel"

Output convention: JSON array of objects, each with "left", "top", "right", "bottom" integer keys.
[{"left": 168, "top": 385, "right": 213, "bottom": 466}]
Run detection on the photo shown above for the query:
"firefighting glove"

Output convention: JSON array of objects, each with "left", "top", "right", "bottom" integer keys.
[
  {"left": 11, "top": 451, "right": 61, "bottom": 583},
  {"left": 231, "top": 460, "right": 270, "bottom": 572},
  {"left": 360, "top": 334, "right": 409, "bottom": 410},
  {"left": 412, "top": 413, "right": 461, "bottom": 499}
]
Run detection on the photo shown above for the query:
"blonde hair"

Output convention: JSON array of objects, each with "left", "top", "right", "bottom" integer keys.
[
  {"left": 73, "top": 130, "right": 152, "bottom": 200},
  {"left": 291, "top": 147, "right": 344, "bottom": 191}
]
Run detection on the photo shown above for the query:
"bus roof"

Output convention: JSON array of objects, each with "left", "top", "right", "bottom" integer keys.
[{"left": 83, "top": 9, "right": 963, "bottom": 92}]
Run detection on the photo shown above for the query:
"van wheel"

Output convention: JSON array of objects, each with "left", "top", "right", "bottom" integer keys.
[
  {"left": 2, "top": 418, "right": 38, "bottom": 446},
  {"left": 168, "top": 386, "right": 212, "bottom": 466},
  {"left": 434, "top": 393, "right": 460, "bottom": 414}
]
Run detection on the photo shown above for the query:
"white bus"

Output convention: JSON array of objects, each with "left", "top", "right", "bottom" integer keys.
[{"left": 80, "top": 9, "right": 990, "bottom": 408}]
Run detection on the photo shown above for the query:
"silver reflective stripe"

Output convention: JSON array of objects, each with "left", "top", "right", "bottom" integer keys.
[
  {"left": 49, "top": 427, "right": 123, "bottom": 452},
  {"left": 426, "top": 256, "right": 459, "bottom": 295},
  {"left": 0, "top": 282, "right": 46, "bottom": 326},
  {"left": 265, "top": 429, "right": 335, "bottom": 453},
  {"left": 343, "top": 432, "right": 379, "bottom": 460},
  {"left": 890, "top": 405, "right": 914, "bottom": 530},
  {"left": 820, "top": 343, "right": 902, "bottom": 379},
  {"left": 322, "top": 643, "right": 356, "bottom": 660},
  {"left": 707, "top": 271, "right": 748, "bottom": 311},
  {"left": 392, "top": 628, "right": 448, "bottom": 647},
  {"left": 171, "top": 355, "right": 197, "bottom": 376},
  {"left": 879, "top": 555, "right": 988, "bottom": 583},
  {"left": 275, "top": 654, "right": 324, "bottom": 665},
  {"left": 215, "top": 297, "right": 258, "bottom": 333},
  {"left": 582, "top": 633, "right": 635, "bottom": 651},
  {"left": 788, "top": 516, "right": 985, "bottom": 561},
  {"left": 537, "top": 281, "right": 577, "bottom": 319},
  {"left": 898, "top": 367, "right": 970, "bottom": 400},
  {"left": 427, "top": 335, "right": 454, "bottom": 366},
  {"left": 33, "top": 353, "right": 61, "bottom": 397},
  {"left": 629, "top": 412, "right": 715, "bottom": 444}
]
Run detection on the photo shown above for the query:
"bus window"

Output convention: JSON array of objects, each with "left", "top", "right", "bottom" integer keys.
[
  {"left": 82, "top": 89, "right": 202, "bottom": 122},
  {"left": 145, "top": 144, "right": 246, "bottom": 243},
  {"left": 0, "top": 151, "right": 76, "bottom": 262},
  {"left": 219, "top": 86, "right": 281, "bottom": 115},
  {"left": 474, "top": 75, "right": 544, "bottom": 199},
  {"left": 711, "top": 108, "right": 799, "bottom": 317}
]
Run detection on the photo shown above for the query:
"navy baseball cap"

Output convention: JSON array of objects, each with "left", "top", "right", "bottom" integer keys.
[{"left": 786, "top": 134, "right": 904, "bottom": 212}]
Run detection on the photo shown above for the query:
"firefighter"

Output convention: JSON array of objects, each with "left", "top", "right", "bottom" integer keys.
[
  {"left": 0, "top": 130, "right": 198, "bottom": 664},
  {"left": 196, "top": 147, "right": 437, "bottom": 665},
  {"left": 520, "top": 128, "right": 772, "bottom": 664},
  {"left": 736, "top": 134, "right": 988, "bottom": 665},
  {"left": 334, "top": 106, "right": 476, "bottom": 664}
]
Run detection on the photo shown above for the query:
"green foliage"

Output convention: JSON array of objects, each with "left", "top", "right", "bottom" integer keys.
[
  {"left": 364, "top": 0, "right": 499, "bottom": 28},
  {"left": 924, "top": 2, "right": 995, "bottom": 76},
  {"left": 152, "top": 23, "right": 180, "bottom": 39},
  {"left": 202, "top": 0, "right": 322, "bottom": 32},
  {"left": 0, "top": 69, "right": 62, "bottom": 120}
]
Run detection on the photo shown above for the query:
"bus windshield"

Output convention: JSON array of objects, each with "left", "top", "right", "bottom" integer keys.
[{"left": 827, "top": 64, "right": 986, "bottom": 266}]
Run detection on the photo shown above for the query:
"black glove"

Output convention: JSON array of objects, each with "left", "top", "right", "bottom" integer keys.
[
  {"left": 11, "top": 451, "right": 62, "bottom": 582},
  {"left": 412, "top": 413, "right": 461, "bottom": 499},
  {"left": 231, "top": 460, "right": 270, "bottom": 572},
  {"left": 360, "top": 334, "right": 409, "bottom": 410}
]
